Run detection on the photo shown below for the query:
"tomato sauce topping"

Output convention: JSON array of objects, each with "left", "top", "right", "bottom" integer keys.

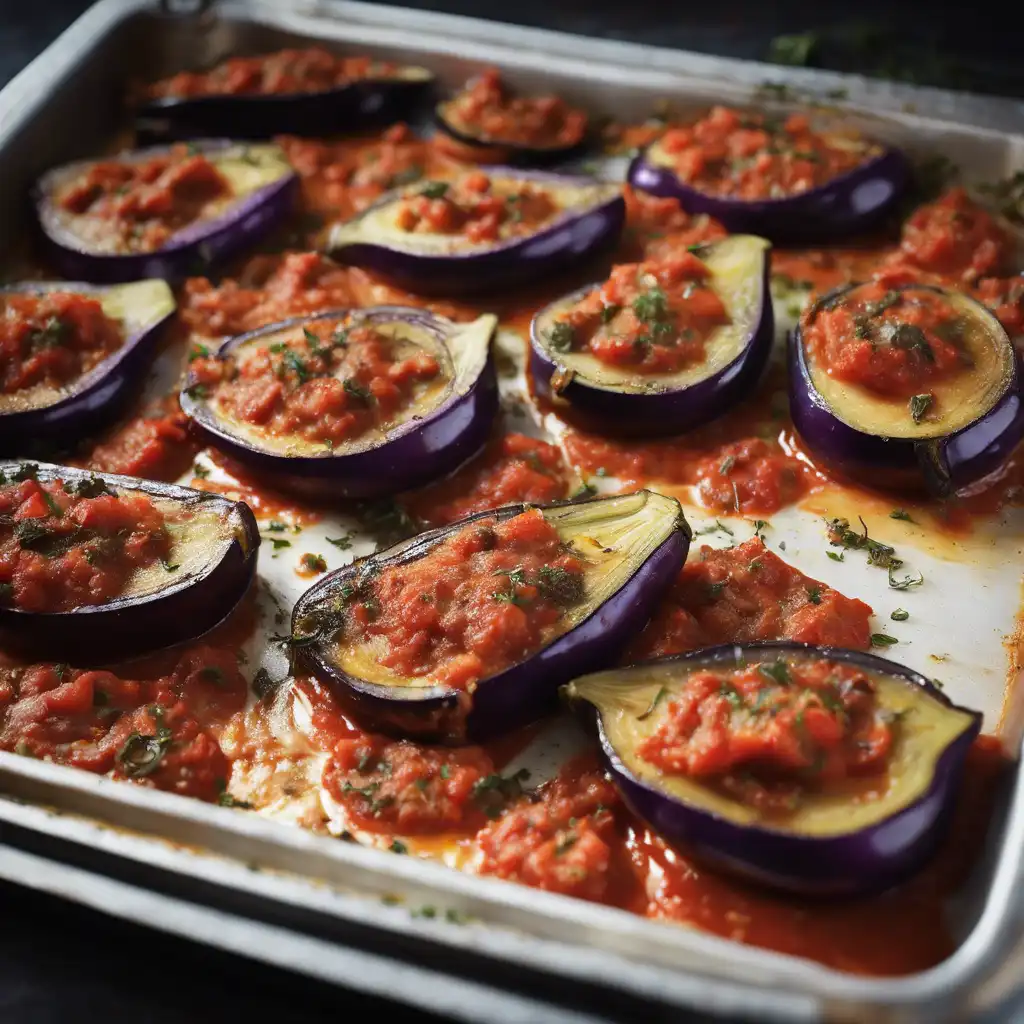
[
  {"left": 406, "top": 432, "right": 569, "bottom": 527},
  {"left": 803, "top": 281, "right": 973, "bottom": 398},
  {"left": 146, "top": 48, "right": 403, "bottom": 99},
  {"left": 393, "top": 172, "right": 558, "bottom": 244},
  {"left": 79, "top": 395, "right": 197, "bottom": 483},
  {"left": 0, "top": 471, "right": 173, "bottom": 613},
  {"left": 544, "top": 253, "right": 729, "bottom": 373},
  {"left": 441, "top": 68, "right": 587, "bottom": 150},
  {"left": 322, "top": 733, "right": 511, "bottom": 834},
  {"left": 339, "top": 509, "right": 584, "bottom": 691},
  {"left": 893, "top": 187, "right": 1011, "bottom": 284},
  {"left": 0, "top": 291, "right": 123, "bottom": 396},
  {"left": 182, "top": 252, "right": 357, "bottom": 338},
  {"left": 619, "top": 186, "right": 728, "bottom": 262},
  {"left": 974, "top": 275, "right": 1024, "bottom": 337},
  {"left": 476, "top": 761, "right": 621, "bottom": 901},
  {"left": 0, "top": 644, "right": 246, "bottom": 802},
  {"left": 658, "top": 107, "right": 879, "bottom": 200},
  {"left": 277, "top": 124, "right": 434, "bottom": 222},
  {"left": 628, "top": 539, "right": 873, "bottom": 661},
  {"left": 56, "top": 146, "right": 230, "bottom": 254},
  {"left": 190, "top": 318, "right": 442, "bottom": 447},
  {"left": 638, "top": 656, "right": 893, "bottom": 814}
]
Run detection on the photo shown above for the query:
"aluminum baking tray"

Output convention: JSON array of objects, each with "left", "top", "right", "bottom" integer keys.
[{"left": 1, "top": 2, "right": 1024, "bottom": 1021}]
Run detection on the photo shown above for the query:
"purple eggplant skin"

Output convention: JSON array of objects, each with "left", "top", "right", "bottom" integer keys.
[
  {"left": 34, "top": 140, "right": 299, "bottom": 285},
  {"left": 432, "top": 106, "right": 588, "bottom": 167},
  {"left": 628, "top": 145, "right": 910, "bottom": 244},
  {"left": 789, "top": 284, "right": 1024, "bottom": 496},
  {"left": 328, "top": 169, "right": 626, "bottom": 296},
  {"left": 0, "top": 280, "right": 175, "bottom": 458},
  {"left": 135, "top": 71, "right": 435, "bottom": 142},
  {"left": 292, "top": 491, "right": 691, "bottom": 744},
  {"left": 564, "top": 641, "right": 982, "bottom": 897},
  {"left": 0, "top": 461, "right": 259, "bottom": 665},
  {"left": 181, "top": 307, "right": 498, "bottom": 500},
  {"left": 529, "top": 235, "right": 773, "bottom": 437}
]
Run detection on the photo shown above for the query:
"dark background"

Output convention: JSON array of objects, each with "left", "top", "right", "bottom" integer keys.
[{"left": 1, "top": 2, "right": 1022, "bottom": 1023}]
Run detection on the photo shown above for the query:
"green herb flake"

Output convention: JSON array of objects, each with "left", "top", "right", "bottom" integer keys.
[
  {"left": 890, "top": 509, "right": 914, "bottom": 522},
  {"left": 343, "top": 378, "right": 374, "bottom": 403},
  {"left": 544, "top": 321, "right": 575, "bottom": 353},
  {"left": 807, "top": 586, "right": 822, "bottom": 605},
  {"left": 389, "top": 839, "right": 408, "bottom": 854},
  {"left": 637, "top": 685, "right": 669, "bottom": 721},
  {"left": 871, "top": 632, "right": 899, "bottom": 647},
  {"left": 758, "top": 659, "right": 791, "bottom": 686},
  {"left": 302, "top": 552, "right": 328, "bottom": 573},
  {"left": 327, "top": 533, "right": 354, "bottom": 550},
  {"left": 768, "top": 30, "right": 819, "bottom": 67},
  {"left": 192, "top": 462, "right": 210, "bottom": 480},
  {"left": 420, "top": 180, "right": 449, "bottom": 199},
  {"left": 891, "top": 608, "right": 910, "bottom": 621},
  {"left": 909, "top": 393, "right": 934, "bottom": 424},
  {"left": 827, "top": 550, "right": 844, "bottom": 562}
]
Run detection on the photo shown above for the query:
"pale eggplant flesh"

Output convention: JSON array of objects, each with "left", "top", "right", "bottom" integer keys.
[
  {"left": 291, "top": 490, "right": 691, "bottom": 743},
  {"left": 563, "top": 641, "right": 981, "bottom": 896}
]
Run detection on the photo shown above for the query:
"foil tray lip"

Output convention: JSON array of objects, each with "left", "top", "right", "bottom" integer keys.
[{"left": 1, "top": 1, "right": 1024, "bottom": 1020}]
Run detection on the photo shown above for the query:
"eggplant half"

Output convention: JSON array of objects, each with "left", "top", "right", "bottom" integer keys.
[
  {"left": 790, "top": 282, "right": 1024, "bottom": 495},
  {"left": 182, "top": 307, "right": 498, "bottom": 499},
  {"left": 34, "top": 140, "right": 298, "bottom": 284},
  {"left": 327, "top": 169, "right": 625, "bottom": 295},
  {"left": 433, "top": 74, "right": 588, "bottom": 165},
  {"left": 291, "top": 490, "right": 690, "bottom": 743},
  {"left": 0, "top": 461, "right": 259, "bottom": 664},
  {"left": 136, "top": 67, "right": 434, "bottom": 142},
  {"left": 530, "top": 235, "right": 773, "bottom": 436},
  {"left": 628, "top": 132, "right": 908, "bottom": 244},
  {"left": 564, "top": 642, "right": 981, "bottom": 896},
  {"left": 0, "top": 279, "right": 175, "bottom": 456}
]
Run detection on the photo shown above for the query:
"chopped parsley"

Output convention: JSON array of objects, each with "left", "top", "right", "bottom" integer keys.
[
  {"left": 909, "top": 393, "right": 934, "bottom": 424},
  {"left": 420, "top": 180, "right": 449, "bottom": 199},
  {"left": 389, "top": 839, "right": 408, "bottom": 854},
  {"left": 343, "top": 378, "right": 374, "bottom": 403},
  {"left": 471, "top": 768, "right": 530, "bottom": 818},
  {"left": 870, "top": 632, "right": 899, "bottom": 647},
  {"left": 116, "top": 705, "right": 173, "bottom": 778},
  {"left": 536, "top": 565, "right": 584, "bottom": 606},
  {"left": 545, "top": 321, "right": 575, "bottom": 353},
  {"left": 807, "top": 586, "right": 822, "bottom": 605},
  {"left": 891, "top": 608, "right": 909, "bottom": 621},
  {"left": 637, "top": 685, "right": 669, "bottom": 721},
  {"left": 302, "top": 552, "right": 328, "bottom": 573},
  {"left": 827, "top": 550, "right": 845, "bottom": 562},
  {"left": 326, "top": 533, "right": 354, "bottom": 550},
  {"left": 632, "top": 285, "right": 668, "bottom": 323},
  {"left": 758, "top": 659, "right": 791, "bottom": 686},
  {"left": 889, "top": 509, "right": 914, "bottom": 522},
  {"left": 767, "top": 30, "right": 818, "bottom": 67},
  {"left": 192, "top": 462, "right": 210, "bottom": 480}
]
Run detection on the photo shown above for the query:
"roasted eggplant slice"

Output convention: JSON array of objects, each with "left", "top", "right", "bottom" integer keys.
[
  {"left": 136, "top": 52, "right": 434, "bottom": 140},
  {"left": 564, "top": 641, "right": 981, "bottom": 896},
  {"left": 328, "top": 168, "right": 625, "bottom": 295},
  {"left": 292, "top": 490, "right": 690, "bottom": 742},
  {"left": 790, "top": 281, "right": 1024, "bottom": 495},
  {"left": 530, "top": 235, "right": 773, "bottom": 435},
  {"left": 628, "top": 107, "right": 909, "bottom": 243},
  {"left": 182, "top": 307, "right": 498, "bottom": 499},
  {"left": 0, "top": 279, "right": 175, "bottom": 456},
  {"left": 0, "top": 461, "right": 259, "bottom": 663},
  {"left": 35, "top": 140, "right": 298, "bottom": 283},
  {"left": 434, "top": 67, "right": 589, "bottom": 165}
]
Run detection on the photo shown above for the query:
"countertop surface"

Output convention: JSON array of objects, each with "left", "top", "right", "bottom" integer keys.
[{"left": 1, "top": 3, "right": 1022, "bottom": 1022}]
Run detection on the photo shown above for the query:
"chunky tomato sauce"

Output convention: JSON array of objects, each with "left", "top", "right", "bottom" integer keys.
[
  {"left": 78, "top": 395, "right": 197, "bottom": 483},
  {"left": 339, "top": 509, "right": 584, "bottom": 690},
  {"left": 804, "top": 281, "right": 973, "bottom": 398},
  {"left": 277, "top": 124, "right": 438, "bottom": 222},
  {"left": 0, "top": 291, "right": 123, "bottom": 395},
  {"left": 0, "top": 472, "right": 172, "bottom": 613},
  {"left": 147, "top": 48, "right": 403, "bottom": 99},
  {"left": 638, "top": 657, "right": 892, "bottom": 814},
  {"left": 191, "top": 318, "right": 441, "bottom": 447},
  {"left": 394, "top": 171, "right": 558, "bottom": 244},
  {"left": 0, "top": 643, "right": 245, "bottom": 801},
  {"left": 406, "top": 432, "right": 570, "bottom": 527},
  {"left": 440, "top": 68, "right": 588, "bottom": 151},
  {"left": 628, "top": 539, "right": 872, "bottom": 660},
  {"left": 57, "top": 147, "right": 230, "bottom": 254},
  {"left": 545, "top": 252, "right": 728, "bottom": 373},
  {"left": 619, "top": 186, "right": 728, "bottom": 262},
  {"left": 657, "top": 107, "right": 879, "bottom": 200}
]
